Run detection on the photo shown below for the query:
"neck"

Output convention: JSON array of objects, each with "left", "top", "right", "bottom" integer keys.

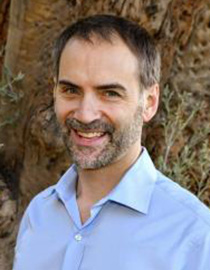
[{"left": 76, "top": 143, "right": 142, "bottom": 205}]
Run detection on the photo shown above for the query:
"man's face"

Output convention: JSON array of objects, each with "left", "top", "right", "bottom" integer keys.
[{"left": 54, "top": 36, "right": 157, "bottom": 169}]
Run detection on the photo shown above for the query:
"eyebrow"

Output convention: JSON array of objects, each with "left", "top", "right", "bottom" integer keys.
[
  {"left": 58, "top": 80, "right": 81, "bottom": 89},
  {"left": 58, "top": 79, "right": 127, "bottom": 92},
  {"left": 95, "top": 83, "right": 127, "bottom": 92}
]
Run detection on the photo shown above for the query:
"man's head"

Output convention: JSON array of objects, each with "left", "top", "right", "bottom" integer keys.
[
  {"left": 53, "top": 14, "right": 161, "bottom": 90},
  {"left": 53, "top": 14, "right": 160, "bottom": 170}
]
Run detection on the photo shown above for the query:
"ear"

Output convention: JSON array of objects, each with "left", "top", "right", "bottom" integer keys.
[
  {"left": 142, "top": 84, "right": 159, "bottom": 123},
  {"left": 53, "top": 77, "right": 57, "bottom": 100}
]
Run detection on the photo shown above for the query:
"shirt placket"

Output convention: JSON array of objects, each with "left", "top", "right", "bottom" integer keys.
[{"left": 61, "top": 193, "right": 106, "bottom": 270}]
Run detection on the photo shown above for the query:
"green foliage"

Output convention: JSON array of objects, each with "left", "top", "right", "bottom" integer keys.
[
  {"left": 158, "top": 85, "right": 210, "bottom": 204},
  {"left": 0, "top": 67, "right": 24, "bottom": 102},
  {"left": 0, "top": 67, "right": 24, "bottom": 129}
]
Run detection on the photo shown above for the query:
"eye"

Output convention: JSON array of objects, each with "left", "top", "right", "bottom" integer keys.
[
  {"left": 59, "top": 86, "right": 80, "bottom": 95},
  {"left": 104, "top": 90, "right": 121, "bottom": 98}
]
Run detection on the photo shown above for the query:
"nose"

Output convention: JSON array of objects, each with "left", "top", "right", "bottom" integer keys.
[{"left": 73, "top": 93, "right": 101, "bottom": 124}]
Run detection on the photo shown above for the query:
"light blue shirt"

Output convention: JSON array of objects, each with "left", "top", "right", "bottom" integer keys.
[{"left": 13, "top": 148, "right": 210, "bottom": 270}]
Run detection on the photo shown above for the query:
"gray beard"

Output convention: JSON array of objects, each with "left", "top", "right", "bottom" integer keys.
[{"left": 60, "top": 106, "right": 143, "bottom": 170}]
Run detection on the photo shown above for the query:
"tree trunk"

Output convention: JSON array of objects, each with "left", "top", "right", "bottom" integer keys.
[{"left": 0, "top": 0, "right": 209, "bottom": 269}]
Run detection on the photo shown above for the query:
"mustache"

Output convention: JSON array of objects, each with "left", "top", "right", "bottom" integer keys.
[{"left": 65, "top": 118, "right": 115, "bottom": 134}]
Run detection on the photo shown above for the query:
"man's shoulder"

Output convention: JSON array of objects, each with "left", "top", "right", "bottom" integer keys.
[
  {"left": 155, "top": 170, "right": 210, "bottom": 230},
  {"left": 38, "top": 185, "right": 57, "bottom": 198},
  {"left": 26, "top": 185, "right": 57, "bottom": 211},
  {"left": 22, "top": 164, "right": 76, "bottom": 221}
]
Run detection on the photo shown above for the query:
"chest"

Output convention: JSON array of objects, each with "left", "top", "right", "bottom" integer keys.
[{"left": 14, "top": 203, "right": 188, "bottom": 270}]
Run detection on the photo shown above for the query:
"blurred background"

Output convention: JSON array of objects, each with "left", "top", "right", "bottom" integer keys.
[{"left": 0, "top": 0, "right": 210, "bottom": 269}]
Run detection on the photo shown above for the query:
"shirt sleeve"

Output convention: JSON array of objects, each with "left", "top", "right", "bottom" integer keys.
[
  {"left": 13, "top": 207, "right": 31, "bottom": 270},
  {"left": 16, "top": 207, "right": 31, "bottom": 245},
  {"left": 185, "top": 232, "right": 210, "bottom": 270}
]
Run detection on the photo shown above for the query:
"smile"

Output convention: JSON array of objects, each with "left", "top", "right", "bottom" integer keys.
[
  {"left": 71, "top": 129, "right": 108, "bottom": 147},
  {"left": 76, "top": 131, "right": 105, "bottom": 138}
]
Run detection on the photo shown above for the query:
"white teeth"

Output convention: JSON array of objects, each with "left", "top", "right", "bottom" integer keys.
[{"left": 77, "top": 131, "right": 104, "bottom": 138}]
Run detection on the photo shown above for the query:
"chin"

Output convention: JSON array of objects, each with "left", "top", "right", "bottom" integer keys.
[{"left": 74, "top": 159, "right": 106, "bottom": 170}]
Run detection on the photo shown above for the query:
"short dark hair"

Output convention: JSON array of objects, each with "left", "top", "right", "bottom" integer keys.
[{"left": 53, "top": 14, "right": 161, "bottom": 89}]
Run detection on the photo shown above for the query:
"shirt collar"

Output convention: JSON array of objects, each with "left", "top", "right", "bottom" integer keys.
[
  {"left": 42, "top": 148, "right": 157, "bottom": 215},
  {"left": 42, "top": 165, "right": 78, "bottom": 200},
  {"left": 105, "top": 147, "right": 157, "bottom": 214},
  {"left": 55, "top": 165, "right": 78, "bottom": 202}
]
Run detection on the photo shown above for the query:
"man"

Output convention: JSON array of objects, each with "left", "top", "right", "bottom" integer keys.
[{"left": 13, "top": 15, "right": 210, "bottom": 270}]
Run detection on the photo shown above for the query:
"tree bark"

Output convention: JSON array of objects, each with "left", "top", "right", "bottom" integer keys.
[{"left": 0, "top": 0, "right": 11, "bottom": 74}]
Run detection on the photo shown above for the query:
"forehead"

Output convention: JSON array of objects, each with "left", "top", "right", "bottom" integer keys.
[{"left": 58, "top": 35, "right": 139, "bottom": 84}]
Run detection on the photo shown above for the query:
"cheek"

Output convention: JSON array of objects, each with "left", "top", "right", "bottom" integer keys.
[
  {"left": 105, "top": 104, "right": 134, "bottom": 127},
  {"left": 54, "top": 99, "right": 73, "bottom": 123}
]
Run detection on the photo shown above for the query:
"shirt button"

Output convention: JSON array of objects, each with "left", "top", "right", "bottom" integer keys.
[{"left": 74, "top": 233, "right": 82, "bottom": 242}]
